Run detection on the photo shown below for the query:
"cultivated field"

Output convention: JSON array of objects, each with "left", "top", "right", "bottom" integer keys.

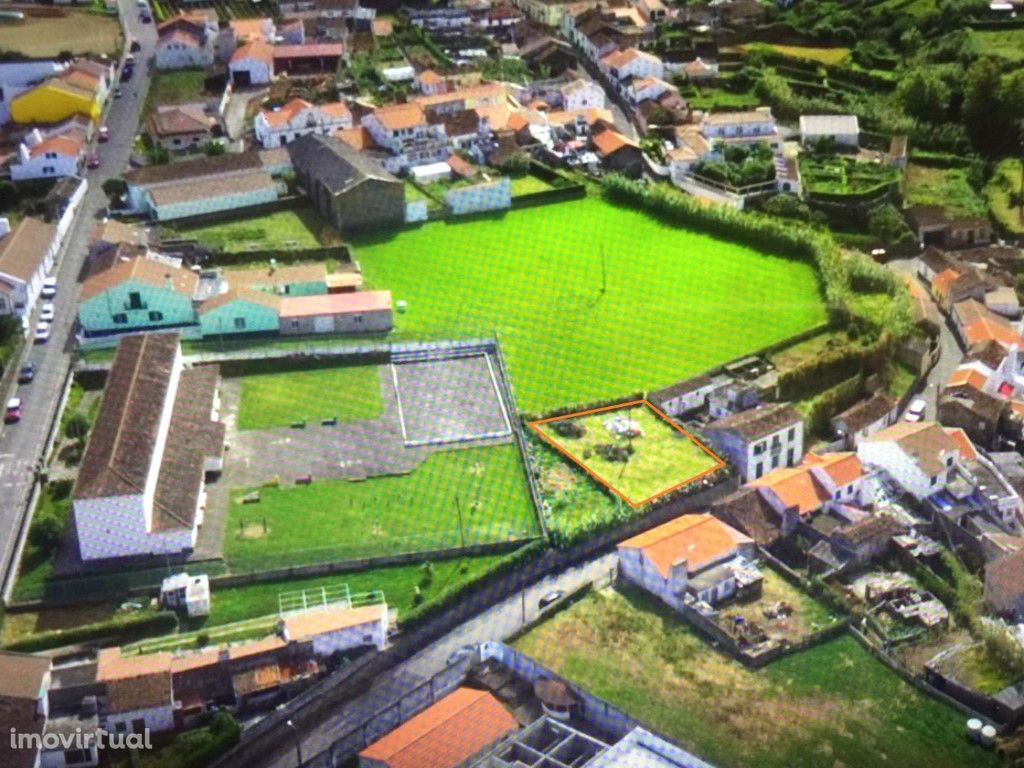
[
  {"left": 163, "top": 205, "right": 327, "bottom": 252},
  {"left": 225, "top": 445, "right": 538, "bottom": 568},
  {"left": 0, "top": 11, "right": 120, "bottom": 57},
  {"left": 352, "top": 197, "right": 826, "bottom": 412},
  {"left": 904, "top": 163, "right": 988, "bottom": 219},
  {"left": 985, "top": 158, "right": 1024, "bottom": 236},
  {"left": 514, "top": 587, "right": 996, "bottom": 768},
  {"left": 741, "top": 43, "right": 851, "bottom": 65},
  {"left": 532, "top": 402, "right": 722, "bottom": 506},
  {"left": 235, "top": 364, "right": 382, "bottom": 431}
]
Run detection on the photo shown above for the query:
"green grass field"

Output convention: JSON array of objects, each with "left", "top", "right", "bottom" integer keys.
[
  {"left": 905, "top": 163, "right": 988, "bottom": 219},
  {"left": 143, "top": 69, "right": 207, "bottom": 119},
  {"left": 163, "top": 206, "right": 326, "bottom": 252},
  {"left": 534, "top": 403, "right": 721, "bottom": 504},
  {"left": 225, "top": 445, "right": 537, "bottom": 567},
  {"left": 514, "top": 587, "right": 997, "bottom": 768},
  {"left": 352, "top": 197, "right": 826, "bottom": 412},
  {"left": 985, "top": 158, "right": 1024, "bottom": 235},
  {"left": 235, "top": 364, "right": 382, "bottom": 430},
  {"left": 969, "top": 29, "right": 1024, "bottom": 62}
]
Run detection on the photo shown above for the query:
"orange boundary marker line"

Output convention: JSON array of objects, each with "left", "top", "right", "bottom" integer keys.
[{"left": 527, "top": 399, "right": 726, "bottom": 508}]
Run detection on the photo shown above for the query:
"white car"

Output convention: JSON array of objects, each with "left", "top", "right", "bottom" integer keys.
[
  {"left": 39, "top": 303, "right": 54, "bottom": 322},
  {"left": 34, "top": 321, "right": 50, "bottom": 344},
  {"left": 40, "top": 277, "right": 57, "bottom": 299},
  {"left": 904, "top": 398, "right": 927, "bottom": 423}
]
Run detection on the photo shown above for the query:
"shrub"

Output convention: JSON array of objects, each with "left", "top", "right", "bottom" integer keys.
[
  {"left": 868, "top": 203, "right": 916, "bottom": 248},
  {"left": 6, "top": 611, "right": 178, "bottom": 653},
  {"left": 552, "top": 420, "right": 586, "bottom": 439},
  {"left": 63, "top": 412, "right": 90, "bottom": 443}
]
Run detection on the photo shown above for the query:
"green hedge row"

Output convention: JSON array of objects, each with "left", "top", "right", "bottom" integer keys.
[
  {"left": 601, "top": 175, "right": 913, "bottom": 338},
  {"left": 6, "top": 611, "right": 179, "bottom": 653},
  {"left": 398, "top": 539, "right": 547, "bottom": 630}
]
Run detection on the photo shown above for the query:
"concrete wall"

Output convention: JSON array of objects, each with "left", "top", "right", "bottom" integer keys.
[{"left": 445, "top": 177, "right": 511, "bottom": 215}]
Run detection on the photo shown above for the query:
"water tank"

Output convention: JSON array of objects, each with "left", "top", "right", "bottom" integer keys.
[
  {"left": 967, "top": 719, "right": 983, "bottom": 743},
  {"left": 981, "top": 724, "right": 997, "bottom": 747}
]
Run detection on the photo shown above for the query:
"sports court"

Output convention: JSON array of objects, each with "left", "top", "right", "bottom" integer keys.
[{"left": 391, "top": 352, "right": 512, "bottom": 447}]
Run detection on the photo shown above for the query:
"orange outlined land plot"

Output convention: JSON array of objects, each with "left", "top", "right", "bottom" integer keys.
[{"left": 528, "top": 400, "right": 726, "bottom": 508}]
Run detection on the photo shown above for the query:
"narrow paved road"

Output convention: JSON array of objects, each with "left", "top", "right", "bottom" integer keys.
[
  {"left": 0, "top": 0, "right": 156, "bottom": 596},
  {"left": 887, "top": 256, "right": 963, "bottom": 420},
  {"left": 263, "top": 552, "right": 619, "bottom": 768}
]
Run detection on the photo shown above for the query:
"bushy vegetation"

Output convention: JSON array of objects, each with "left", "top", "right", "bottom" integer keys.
[
  {"left": 5, "top": 610, "right": 178, "bottom": 653},
  {"left": 692, "top": 142, "right": 776, "bottom": 189}
]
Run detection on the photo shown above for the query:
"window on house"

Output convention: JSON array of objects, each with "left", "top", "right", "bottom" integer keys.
[
  {"left": 234, "top": 317, "right": 246, "bottom": 330},
  {"left": 127, "top": 291, "right": 144, "bottom": 310},
  {"left": 754, "top": 462, "right": 763, "bottom": 478},
  {"left": 113, "top": 313, "right": 128, "bottom": 324},
  {"left": 946, "top": 456, "right": 953, "bottom": 466},
  {"left": 148, "top": 311, "right": 163, "bottom": 322},
  {"left": 42, "top": 166, "right": 54, "bottom": 174},
  {"left": 788, "top": 427, "right": 795, "bottom": 440},
  {"left": 931, "top": 475, "right": 938, "bottom": 486},
  {"left": 114, "top": 721, "right": 127, "bottom": 733},
  {"left": 787, "top": 448, "right": 795, "bottom": 465}
]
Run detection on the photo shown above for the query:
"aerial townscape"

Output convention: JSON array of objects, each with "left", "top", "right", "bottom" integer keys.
[{"left": 5, "top": 0, "right": 1024, "bottom": 766}]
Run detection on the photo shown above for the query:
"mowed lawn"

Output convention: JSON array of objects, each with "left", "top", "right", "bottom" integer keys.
[
  {"left": 514, "top": 587, "right": 996, "bottom": 768},
  {"left": 351, "top": 197, "right": 826, "bottom": 412},
  {"left": 225, "top": 445, "right": 537, "bottom": 566},
  {"left": 163, "top": 206, "right": 325, "bottom": 252},
  {"left": 0, "top": 12, "right": 120, "bottom": 57},
  {"left": 235, "top": 364, "right": 382, "bottom": 430},
  {"left": 142, "top": 69, "right": 207, "bottom": 119},
  {"left": 533, "top": 403, "right": 721, "bottom": 504}
]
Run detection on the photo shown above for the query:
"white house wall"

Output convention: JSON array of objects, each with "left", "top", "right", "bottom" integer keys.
[{"left": 105, "top": 704, "right": 175, "bottom": 735}]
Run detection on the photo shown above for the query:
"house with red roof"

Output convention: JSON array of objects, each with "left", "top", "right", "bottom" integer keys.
[
  {"left": 155, "top": 11, "right": 218, "bottom": 70},
  {"left": 254, "top": 98, "right": 353, "bottom": 148},
  {"left": 279, "top": 290, "right": 393, "bottom": 335},
  {"left": 617, "top": 513, "right": 762, "bottom": 609},
  {"left": 359, "top": 687, "right": 518, "bottom": 768},
  {"left": 749, "top": 452, "right": 868, "bottom": 531},
  {"left": 230, "top": 40, "right": 275, "bottom": 86},
  {"left": 9, "top": 125, "right": 85, "bottom": 181}
]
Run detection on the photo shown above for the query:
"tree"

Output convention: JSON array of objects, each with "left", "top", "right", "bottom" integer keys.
[
  {"left": 897, "top": 68, "right": 950, "bottom": 123},
  {"left": 204, "top": 142, "right": 226, "bottom": 157},
  {"left": 963, "top": 57, "right": 1006, "bottom": 150},
  {"left": 101, "top": 178, "right": 127, "bottom": 199},
  {"left": 868, "top": 203, "right": 915, "bottom": 247},
  {"left": 28, "top": 513, "right": 63, "bottom": 553},
  {"left": 63, "top": 412, "right": 90, "bottom": 445}
]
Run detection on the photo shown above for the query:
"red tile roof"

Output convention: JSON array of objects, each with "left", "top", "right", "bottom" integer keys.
[
  {"left": 359, "top": 687, "right": 517, "bottom": 768},
  {"left": 617, "top": 513, "right": 751, "bottom": 578},
  {"left": 278, "top": 290, "right": 391, "bottom": 318}
]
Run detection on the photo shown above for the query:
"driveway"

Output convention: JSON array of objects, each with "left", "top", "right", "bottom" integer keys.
[
  {"left": 0, "top": 0, "right": 157, "bottom": 595},
  {"left": 887, "top": 256, "right": 963, "bottom": 420},
  {"left": 259, "top": 552, "right": 619, "bottom": 768}
]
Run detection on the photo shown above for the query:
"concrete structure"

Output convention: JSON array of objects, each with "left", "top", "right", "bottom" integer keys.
[
  {"left": 831, "top": 392, "right": 899, "bottom": 448},
  {"left": 0, "top": 217, "right": 59, "bottom": 322},
  {"left": 72, "top": 333, "right": 225, "bottom": 561},
  {"left": 799, "top": 114, "right": 860, "bottom": 147},
  {"left": 0, "top": 651, "right": 52, "bottom": 768},
  {"left": 10, "top": 60, "right": 110, "bottom": 125},
  {"left": 618, "top": 513, "right": 761, "bottom": 609},
  {"left": 95, "top": 649, "right": 175, "bottom": 735},
  {"left": 278, "top": 290, "right": 392, "bottom": 335},
  {"left": 230, "top": 40, "right": 275, "bottom": 85},
  {"left": 648, "top": 374, "right": 724, "bottom": 417},
  {"left": 705, "top": 403, "right": 804, "bottom": 481},
  {"left": 155, "top": 11, "right": 218, "bottom": 69},
  {"left": 699, "top": 108, "right": 779, "bottom": 150},
  {"left": 160, "top": 573, "right": 211, "bottom": 618},
  {"left": 10, "top": 126, "right": 85, "bottom": 181},
  {"left": 287, "top": 134, "right": 405, "bottom": 233},
  {"left": 362, "top": 102, "right": 448, "bottom": 171},
  {"left": 280, "top": 603, "right": 389, "bottom": 656},
  {"left": 857, "top": 421, "right": 959, "bottom": 501},
  {"left": 255, "top": 98, "right": 353, "bottom": 148}
]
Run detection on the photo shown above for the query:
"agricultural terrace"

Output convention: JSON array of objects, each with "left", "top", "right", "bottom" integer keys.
[
  {"left": 351, "top": 196, "right": 827, "bottom": 413},
  {"left": 904, "top": 162, "right": 988, "bottom": 219},
  {"left": 985, "top": 158, "right": 1024, "bottom": 236},
  {"left": 0, "top": 10, "right": 120, "bottom": 58},
  {"left": 234, "top": 363, "right": 382, "bottom": 430},
  {"left": 150, "top": 0, "right": 266, "bottom": 21},
  {"left": 800, "top": 156, "right": 901, "bottom": 197},
  {"left": 162, "top": 205, "right": 329, "bottom": 253},
  {"left": 514, "top": 587, "right": 997, "bottom": 768},
  {"left": 739, "top": 43, "right": 852, "bottom": 66},
  {"left": 225, "top": 445, "right": 538, "bottom": 568},
  {"left": 531, "top": 402, "right": 722, "bottom": 506},
  {"left": 967, "top": 28, "right": 1024, "bottom": 62}
]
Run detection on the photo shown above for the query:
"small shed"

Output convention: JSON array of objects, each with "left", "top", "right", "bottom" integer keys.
[
  {"left": 160, "top": 573, "right": 211, "bottom": 618},
  {"left": 410, "top": 161, "right": 452, "bottom": 184},
  {"left": 799, "top": 114, "right": 860, "bottom": 148}
]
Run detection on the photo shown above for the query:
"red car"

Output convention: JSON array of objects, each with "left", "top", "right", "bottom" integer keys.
[
  {"left": 5, "top": 397, "right": 21, "bottom": 424},
  {"left": 98, "top": 126, "right": 110, "bottom": 142},
  {"left": 87, "top": 152, "right": 100, "bottom": 169}
]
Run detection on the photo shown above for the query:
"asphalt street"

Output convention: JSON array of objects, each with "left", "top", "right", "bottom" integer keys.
[
  {"left": 0, "top": 0, "right": 156, "bottom": 595},
  {"left": 263, "top": 552, "right": 620, "bottom": 768}
]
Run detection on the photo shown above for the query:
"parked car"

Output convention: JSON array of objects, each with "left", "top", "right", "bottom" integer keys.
[
  {"left": 40, "top": 277, "right": 57, "bottom": 298},
  {"left": 17, "top": 362, "right": 35, "bottom": 384},
  {"left": 538, "top": 590, "right": 565, "bottom": 611},
  {"left": 139, "top": 11, "right": 152, "bottom": 22},
  {"left": 129, "top": 39, "right": 142, "bottom": 53},
  {"left": 120, "top": 66, "right": 133, "bottom": 83},
  {"left": 905, "top": 399, "right": 927, "bottom": 423},
  {"left": 113, "top": 87, "right": 123, "bottom": 99},
  {"left": 34, "top": 321, "right": 50, "bottom": 344},
  {"left": 87, "top": 152, "right": 100, "bottom": 169},
  {"left": 39, "top": 303, "right": 54, "bottom": 322},
  {"left": 98, "top": 126, "right": 110, "bottom": 142},
  {"left": 5, "top": 397, "right": 21, "bottom": 423}
]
